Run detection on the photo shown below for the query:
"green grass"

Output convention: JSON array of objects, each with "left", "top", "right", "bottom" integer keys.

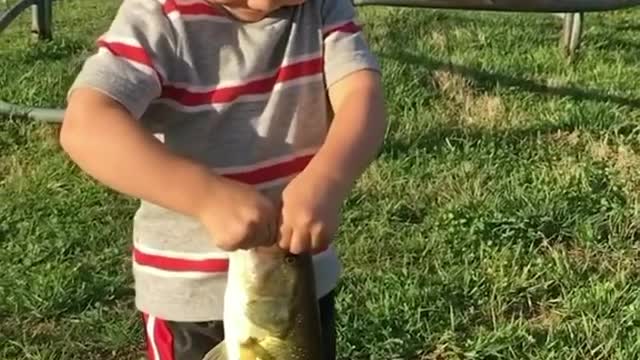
[{"left": 2, "top": 1, "right": 640, "bottom": 359}]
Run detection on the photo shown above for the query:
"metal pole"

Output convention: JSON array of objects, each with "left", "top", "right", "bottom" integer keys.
[
  {"left": 561, "top": 13, "right": 575, "bottom": 54},
  {"left": 0, "top": 100, "right": 65, "bottom": 123},
  {"left": 560, "top": 13, "right": 584, "bottom": 58},
  {"left": 31, "top": 3, "right": 37, "bottom": 34},
  {"left": 351, "top": 0, "right": 640, "bottom": 12},
  {"left": 31, "top": 0, "right": 52, "bottom": 40},
  {"left": 569, "top": 12, "right": 584, "bottom": 56}
]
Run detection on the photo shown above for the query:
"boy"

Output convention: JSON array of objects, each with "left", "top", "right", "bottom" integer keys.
[{"left": 59, "top": 0, "right": 386, "bottom": 358}]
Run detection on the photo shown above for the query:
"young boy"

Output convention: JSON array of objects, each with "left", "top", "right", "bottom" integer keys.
[{"left": 60, "top": 0, "right": 386, "bottom": 358}]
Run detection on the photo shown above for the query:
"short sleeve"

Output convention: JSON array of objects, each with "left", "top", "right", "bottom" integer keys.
[
  {"left": 321, "top": 0, "right": 380, "bottom": 88},
  {"left": 68, "top": 0, "right": 177, "bottom": 119}
]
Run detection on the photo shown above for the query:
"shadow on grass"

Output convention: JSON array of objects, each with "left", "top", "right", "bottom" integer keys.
[
  {"left": 381, "top": 120, "right": 640, "bottom": 162},
  {"left": 380, "top": 50, "right": 640, "bottom": 109},
  {"left": 591, "top": 36, "right": 640, "bottom": 52},
  {"left": 611, "top": 23, "right": 640, "bottom": 32}
]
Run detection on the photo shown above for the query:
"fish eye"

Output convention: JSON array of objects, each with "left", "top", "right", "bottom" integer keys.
[{"left": 284, "top": 255, "right": 296, "bottom": 265}]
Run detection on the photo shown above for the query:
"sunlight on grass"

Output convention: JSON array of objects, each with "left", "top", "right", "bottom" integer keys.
[{"left": 2, "top": 1, "right": 640, "bottom": 359}]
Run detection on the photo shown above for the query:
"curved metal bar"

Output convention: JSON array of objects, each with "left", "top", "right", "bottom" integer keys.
[
  {"left": 0, "top": 0, "right": 35, "bottom": 34},
  {"left": 1, "top": 0, "right": 637, "bottom": 123},
  {"left": 352, "top": 0, "right": 640, "bottom": 12},
  {"left": 1, "top": 0, "right": 59, "bottom": 123},
  {"left": 0, "top": 100, "right": 65, "bottom": 122}
]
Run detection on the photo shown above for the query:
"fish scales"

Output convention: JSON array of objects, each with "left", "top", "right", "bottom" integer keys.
[{"left": 204, "top": 248, "right": 325, "bottom": 360}]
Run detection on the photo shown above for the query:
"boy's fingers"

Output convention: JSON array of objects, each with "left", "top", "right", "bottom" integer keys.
[
  {"left": 310, "top": 225, "right": 328, "bottom": 252},
  {"left": 255, "top": 199, "right": 278, "bottom": 248},
  {"left": 289, "top": 230, "right": 311, "bottom": 254},
  {"left": 278, "top": 224, "right": 293, "bottom": 251},
  {"left": 242, "top": 233, "right": 265, "bottom": 249},
  {"left": 263, "top": 219, "right": 277, "bottom": 247},
  {"left": 242, "top": 219, "right": 274, "bottom": 249}
]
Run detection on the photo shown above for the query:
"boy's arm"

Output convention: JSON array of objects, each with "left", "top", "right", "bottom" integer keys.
[
  {"left": 61, "top": 88, "right": 212, "bottom": 219},
  {"left": 310, "top": 0, "right": 387, "bottom": 193},
  {"left": 62, "top": 89, "right": 278, "bottom": 250},
  {"left": 278, "top": 70, "right": 386, "bottom": 254},
  {"left": 303, "top": 69, "right": 386, "bottom": 198},
  {"left": 61, "top": 0, "right": 278, "bottom": 250},
  {"left": 277, "top": 0, "right": 386, "bottom": 254}
]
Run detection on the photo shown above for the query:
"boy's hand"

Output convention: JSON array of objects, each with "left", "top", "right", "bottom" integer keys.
[
  {"left": 197, "top": 177, "right": 278, "bottom": 251},
  {"left": 277, "top": 169, "right": 349, "bottom": 254},
  {"left": 276, "top": 70, "right": 386, "bottom": 254}
]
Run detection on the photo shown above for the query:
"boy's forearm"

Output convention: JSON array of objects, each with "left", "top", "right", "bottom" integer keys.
[
  {"left": 305, "top": 70, "right": 387, "bottom": 195},
  {"left": 60, "top": 88, "right": 217, "bottom": 218}
]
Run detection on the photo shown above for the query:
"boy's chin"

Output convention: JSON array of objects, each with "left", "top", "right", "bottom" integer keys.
[{"left": 222, "top": 7, "right": 273, "bottom": 22}]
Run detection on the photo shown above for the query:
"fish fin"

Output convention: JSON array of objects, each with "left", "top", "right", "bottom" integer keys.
[
  {"left": 258, "top": 336, "right": 305, "bottom": 359},
  {"left": 202, "top": 341, "right": 227, "bottom": 360},
  {"left": 240, "top": 337, "right": 275, "bottom": 360},
  {"left": 239, "top": 346, "right": 258, "bottom": 360}
]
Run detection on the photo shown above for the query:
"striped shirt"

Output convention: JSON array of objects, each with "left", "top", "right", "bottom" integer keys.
[{"left": 68, "top": 0, "right": 379, "bottom": 321}]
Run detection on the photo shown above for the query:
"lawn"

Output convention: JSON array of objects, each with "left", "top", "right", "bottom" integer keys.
[{"left": 2, "top": 1, "right": 640, "bottom": 359}]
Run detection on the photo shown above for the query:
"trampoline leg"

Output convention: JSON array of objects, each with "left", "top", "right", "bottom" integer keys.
[
  {"left": 31, "top": 0, "right": 52, "bottom": 40},
  {"left": 561, "top": 12, "right": 583, "bottom": 59}
]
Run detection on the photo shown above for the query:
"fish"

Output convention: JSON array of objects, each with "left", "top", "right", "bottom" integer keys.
[{"left": 203, "top": 247, "right": 325, "bottom": 360}]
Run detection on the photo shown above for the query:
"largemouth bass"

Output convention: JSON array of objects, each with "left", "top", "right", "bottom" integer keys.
[{"left": 203, "top": 247, "right": 325, "bottom": 360}]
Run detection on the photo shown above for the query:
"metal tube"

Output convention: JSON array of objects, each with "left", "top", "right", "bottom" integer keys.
[
  {"left": 31, "top": 3, "right": 37, "bottom": 33},
  {"left": 31, "top": 0, "right": 52, "bottom": 39},
  {"left": 352, "top": 0, "right": 640, "bottom": 12},
  {"left": 559, "top": 12, "right": 584, "bottom": 57},
  {"left": 0, "top": 100, "right": 65, "bottom": 123},
  {"left": 569, "top": 12, "right": 583, "bottom": 54},
  {"left": 561, "top": 13, "right": 575, "bottom": 54}
]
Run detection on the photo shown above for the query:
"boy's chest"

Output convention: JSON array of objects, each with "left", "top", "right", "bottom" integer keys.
[
  {"left": 154, "top": 13, "right": 327, "bottom": 125},
  {"left": 144, "top": 6, "right": 330, "bottom": 166},
  {"left": 174, "top": 7, "right": 324, "bottom": 91}
]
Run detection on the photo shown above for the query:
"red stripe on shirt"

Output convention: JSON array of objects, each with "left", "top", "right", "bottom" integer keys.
[
  {"left": 323, "top": 21, "right": 362, "bottom": 38},
  {"left": 160, "top": 57, "right": 324, "bottom": 106},
  {"left": 97, "top": 40, "right": 154, "bottom": 68},
  {"left": 97, "top": 40, "right": 163, "bottom": 83},
  {"left": 134, "top": 248, "right": 230, "bottom": 272},
  {"left": 163, "top": 0, "right": 222, "bottom": 16},
  {"left": 223, "top": 154, "right": 314, "bottom": 185},
  {"left": 134, "top": 245, "right": 330, "bottom": 273}
]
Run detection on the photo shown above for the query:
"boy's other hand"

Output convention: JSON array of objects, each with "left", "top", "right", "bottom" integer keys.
[
  {"left": 197, "top": 177, "right": 278, "bottom": 251},
  {"left": 277, "top": 169, "right": 348, "bottom": 254}
]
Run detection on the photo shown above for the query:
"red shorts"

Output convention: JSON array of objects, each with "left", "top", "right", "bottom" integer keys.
[{"left": 140, "top": 291, "right": 336, "bottom": 360}]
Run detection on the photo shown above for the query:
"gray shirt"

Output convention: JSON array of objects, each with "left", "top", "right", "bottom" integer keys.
[{"left": 69, "top": 0, "right": 379, "bottom": 321}]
